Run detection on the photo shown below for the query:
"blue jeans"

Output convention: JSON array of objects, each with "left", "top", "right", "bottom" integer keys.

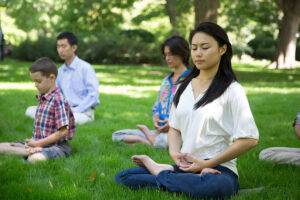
[{"left": 115, "top": 165, "right": 238, "bottom": 199}]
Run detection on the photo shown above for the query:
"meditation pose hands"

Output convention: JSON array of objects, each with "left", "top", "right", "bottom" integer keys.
[
  {"left": 177, "top": 153, "right": 211, "bottom": 173},
  {"left": 170, "top": 152, "right": 191, "bottom": 167},
  {"left": 25, "top": 138, "right": 36, "bottom": 147},
  {"left": 153, "top": 115, "right": 169, "bottom": 133}
]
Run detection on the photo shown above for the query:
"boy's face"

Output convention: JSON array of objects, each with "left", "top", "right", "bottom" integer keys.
[
  {"left": 30, "top": 72, "right": 56, "bottom": 94},
  {"left": 57, "top": 39, "right": 77, "bottom": 61}
]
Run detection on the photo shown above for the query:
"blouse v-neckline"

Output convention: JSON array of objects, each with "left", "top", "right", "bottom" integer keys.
[{"left": 189, "top": 82, "right": 206, "bottom": 101}]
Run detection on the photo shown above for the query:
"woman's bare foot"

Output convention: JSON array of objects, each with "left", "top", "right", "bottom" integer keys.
[
  {"left": 131, "top": 155, "right": 174, "bottom": 176},
  {"left": 137, "top": 125, "right": 158, "bottom": 145}
]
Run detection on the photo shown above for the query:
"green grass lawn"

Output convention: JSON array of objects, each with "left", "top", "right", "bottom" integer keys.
[{"left": 0, "top": 59, "right": 300, "bottom": 200}]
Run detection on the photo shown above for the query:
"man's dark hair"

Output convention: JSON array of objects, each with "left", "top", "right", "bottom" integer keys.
[
  {"left": 56, "top": 32, "right": 78, "bottom": 46},
  {"left": 29, "top": 57, "right": 58, "bottom": 78}
]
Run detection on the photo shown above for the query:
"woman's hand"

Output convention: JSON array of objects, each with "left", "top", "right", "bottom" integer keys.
[
  {"left": 170, "top": 152, "right": 193, "bottom": 167},
  {"left": 178, "top": 154, "right": 209, "bottom": 173},
  {"left": 158, "top": 120, "right": 169, "bottom": 133},
  {"left": 153, "top": 115, "right": 160, "bottom": 131},
  {"left": 199, "top": 168, "right": 221, "bottom": 175}
]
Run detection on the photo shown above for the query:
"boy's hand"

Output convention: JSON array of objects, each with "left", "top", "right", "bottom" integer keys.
[
  {"left": 25, "top": 138, "right": 36, "bottom": 147},
  {"left": 26, "top": 147, "right": 43, "bottom": 155}
]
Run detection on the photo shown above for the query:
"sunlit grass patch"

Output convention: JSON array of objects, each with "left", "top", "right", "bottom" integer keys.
[{"left": 0, "top": 59, "right": 300, "bottom": 199}]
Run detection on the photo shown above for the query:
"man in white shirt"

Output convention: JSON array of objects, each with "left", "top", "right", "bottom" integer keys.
[{"left": 26, "top": 32, "right": 99, "bottom": 125}]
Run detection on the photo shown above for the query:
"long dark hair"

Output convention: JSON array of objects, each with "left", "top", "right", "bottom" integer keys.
[
  {"left": 174, "top": 22, "right": 237, "bottom": 109},
  {"left": 161, "top": 35, "right": 190, "bottom": 66}
]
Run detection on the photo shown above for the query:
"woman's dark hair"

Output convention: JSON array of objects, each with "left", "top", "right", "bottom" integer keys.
[
  {"left": 56, "top": 32, "right": 78, "bottom": 46},
  {"left": 161, "top": 35, "right": 190, "bottom": 66},
  {"left": 174, "top": 22, "right": 237, "bottom": 109}
]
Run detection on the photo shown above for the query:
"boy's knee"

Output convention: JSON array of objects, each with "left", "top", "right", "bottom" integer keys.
[{"left": 28, "top": 153, "right": 47, "bottom": 163}]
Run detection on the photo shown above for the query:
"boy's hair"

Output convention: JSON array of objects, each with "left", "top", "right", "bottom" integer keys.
[
  {"left": 56, "top": 32, "right": 78, "bottom": 46},
  {"left": 29, "top": 57, "right": 58, "bottom": 78}
]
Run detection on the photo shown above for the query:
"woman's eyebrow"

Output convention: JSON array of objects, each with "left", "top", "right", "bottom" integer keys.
[{"left": 191, "top": 42, "right": 210, "bottom": 46}]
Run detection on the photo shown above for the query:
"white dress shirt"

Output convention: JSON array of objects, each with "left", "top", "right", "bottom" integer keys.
[{"left": 56, "top": 56, "right": 99, "bottom": 113}]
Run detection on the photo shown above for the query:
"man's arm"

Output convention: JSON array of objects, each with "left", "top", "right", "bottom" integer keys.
[
  {"left": 294, "top": 124, "right": 300, "bottom": 139},
  {"left": 26, "top": 126, "right": 68, "bottom": 147},
  {"left": 72, "top": 67, "right": 99, "bottom": 113}
]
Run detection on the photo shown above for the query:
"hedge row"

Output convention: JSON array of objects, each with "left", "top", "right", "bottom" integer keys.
[{"left": 11, "top": 30, "right": 163, "bottom": 64}]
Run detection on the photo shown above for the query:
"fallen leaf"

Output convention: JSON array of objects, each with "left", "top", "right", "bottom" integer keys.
[{"left": 89, "top": 173, "right": 96, "bottom": 181}]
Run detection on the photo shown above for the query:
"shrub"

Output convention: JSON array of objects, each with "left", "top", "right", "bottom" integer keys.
[
  {"left": 11, "top": 29, "right": 163, "bottom": 64},
  {"left": 11, "top": 37, "right": 60, "bottom": 62},
  {"left": 247, "top": 33, "right": 277, "bottom": 61}
]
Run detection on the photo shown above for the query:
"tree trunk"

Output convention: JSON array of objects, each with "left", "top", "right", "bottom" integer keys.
[
  {"left": 194, "top": 0, "right": 219, "bottom": 25},
  {"left": 270, "top": 0, "right": 300, "bottom": 69},
  {"left": 166, "top": 0, "right": 178, "bottom": 33}
]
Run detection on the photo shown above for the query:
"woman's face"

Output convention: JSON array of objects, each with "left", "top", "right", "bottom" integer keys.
[
  {"left": 191, "top": 32, "right": 226, "bottom": 71},
  {"left": 164, "top": 46, "right": 184, "bottom": 69}
]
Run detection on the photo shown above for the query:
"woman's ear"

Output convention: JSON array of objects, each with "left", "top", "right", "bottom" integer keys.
[{"left": 219, "top": 44, "right": 227, "bottom": 56}]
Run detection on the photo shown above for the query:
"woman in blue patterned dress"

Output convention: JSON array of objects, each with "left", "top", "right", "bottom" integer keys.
[{"left": 112, "top": 36, "right": 190, "bottom": 148}]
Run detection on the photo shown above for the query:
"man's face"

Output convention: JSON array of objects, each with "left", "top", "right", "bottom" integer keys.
[{"left": 57, "top": 38, "right": 77, "bottom": 61}]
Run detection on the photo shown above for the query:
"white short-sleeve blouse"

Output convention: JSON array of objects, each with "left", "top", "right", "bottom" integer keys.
[{"left": 169, "top": 81, "right": 259, "bottom": 175}]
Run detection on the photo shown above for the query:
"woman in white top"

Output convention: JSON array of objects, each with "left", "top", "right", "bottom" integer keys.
[{"left": 115, "top": 22, "right": 259, "bottom": 199}]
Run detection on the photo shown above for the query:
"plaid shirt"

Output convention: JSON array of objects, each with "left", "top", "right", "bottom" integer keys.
[{"left": 33, "top": 87, "right": 75, "bottom": 141}]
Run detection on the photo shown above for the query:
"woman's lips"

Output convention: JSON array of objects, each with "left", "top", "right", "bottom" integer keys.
[{"left": 195, "top": 59, "right": 204, "bottom": 64}]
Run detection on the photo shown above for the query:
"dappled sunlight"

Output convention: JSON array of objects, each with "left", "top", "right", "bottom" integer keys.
[
  {"left": 0, "top": 83, "right": 159, "bottom": 98},
  {"left": 1, "top": 82, "right": 300, "bottom": 97},
  {"left": 244, "top": 86, "right": 300, "bottom": 94},
  {"left": 0, "top": 83, "right": 35, "bottom": 90},
  {"left": 101, "top": 85, "right": 159, "bottom": 98}
]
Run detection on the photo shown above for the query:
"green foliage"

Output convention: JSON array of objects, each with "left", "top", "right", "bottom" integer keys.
[
  {"left": 78, "top": 31, "right": 162, "bottom": 64},
  {"left": 296, "top": 39, "right": 300, "bottom": 61},
  {"left": 11, "top": 37, "right": 60, "bottom": 62},
  {"left": 131, "top": 2, "right": 166, "bottom": 24},
  {"left": 2, "top": 0, "right": 300, "bottom": 62},
  {"left": 3, "top": 0, "right": 136, "bottom": 35},
  {"left": 120, "top": 29, "right": 155, "bottom": 43},
  {"left": 247, "top": 33, "right": 277, "bottom": 61},
  {"left": 220, "top": 0, "right": 281, "bottom": 58},
  {"left": 3, "top": 0, "right": 52, "bottom": 33},
  {"left": 221, "top": 0, "right": 280, "bottom": 35},
  {"left": 10, "top": 30, "right": 162, "bottom": 64},
  {"left": 247, "top": 32, "right": 300, "bottom": 61}
]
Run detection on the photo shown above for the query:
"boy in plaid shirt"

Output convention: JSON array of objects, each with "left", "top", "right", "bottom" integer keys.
[{"left": 0, "top": 57, "right": 75, "bottom": 162}]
